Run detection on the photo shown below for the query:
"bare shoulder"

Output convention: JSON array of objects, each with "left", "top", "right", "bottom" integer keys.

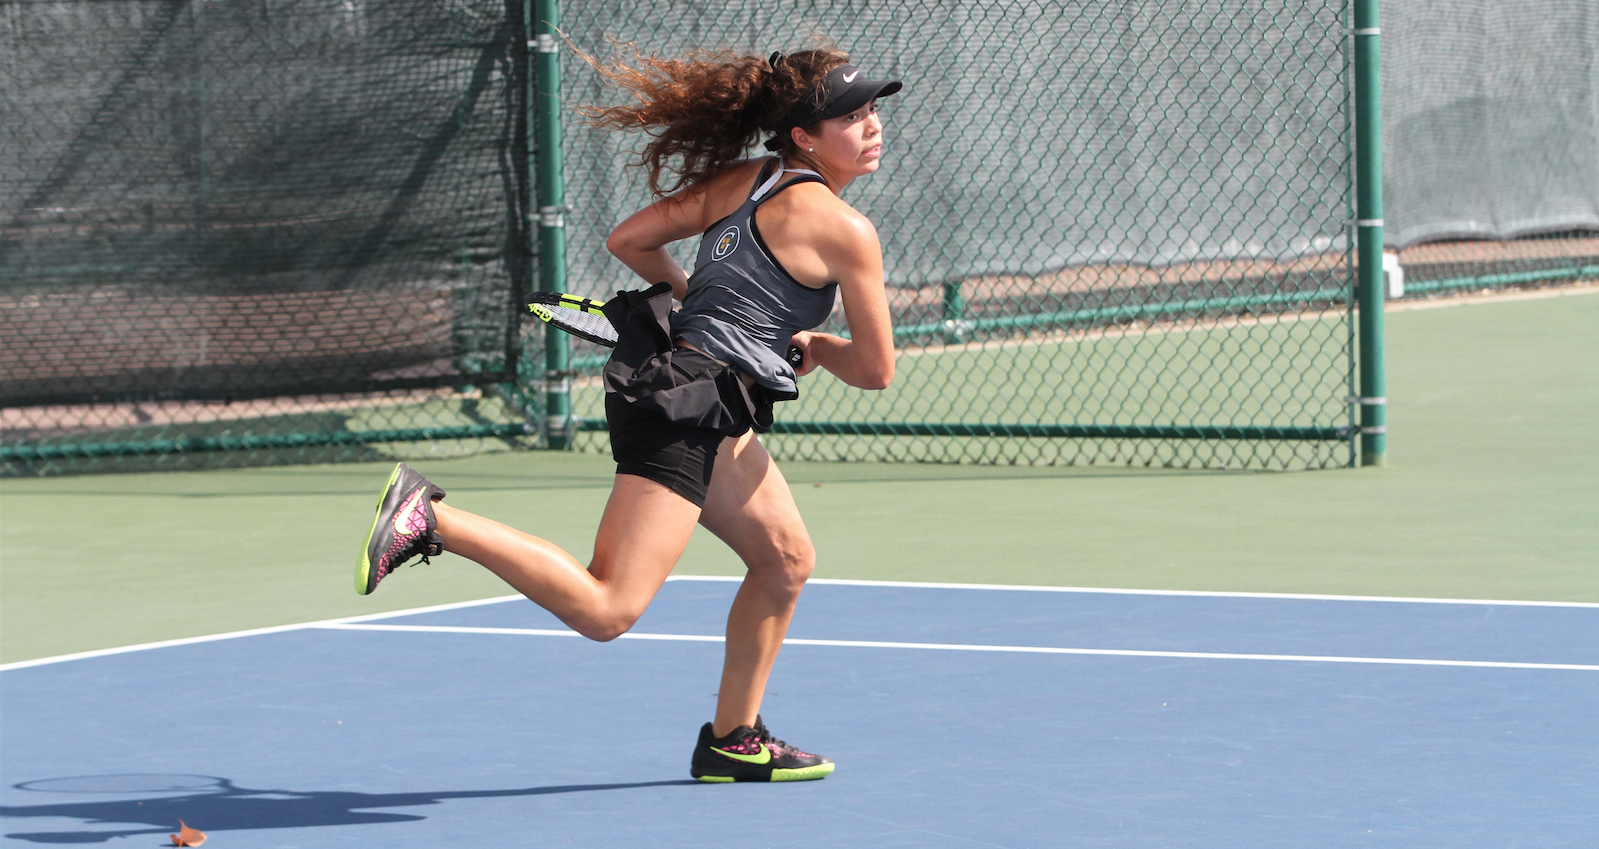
[{"left": 784, "top": 182, "right": 880, "bottom": 251}]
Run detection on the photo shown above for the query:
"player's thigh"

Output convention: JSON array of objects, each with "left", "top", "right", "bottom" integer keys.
[
  {"left": 698, "top": 432, "right": 814, "bottom": 581},
  {"left": 590, "top": 472, "right": 703, "bottom": 615}
]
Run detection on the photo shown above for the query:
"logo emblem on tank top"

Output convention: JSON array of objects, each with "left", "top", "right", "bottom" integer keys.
[{"left": 712, "top": 225, "right": 740, "bottom": 262}]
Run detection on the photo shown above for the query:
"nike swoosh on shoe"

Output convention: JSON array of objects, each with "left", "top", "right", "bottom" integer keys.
[
  {"left": 710, "top": 743, "right": 771, "bottom": 765},
  {"left": 392, "top": 489, "right": 428, "bottom": 536}
]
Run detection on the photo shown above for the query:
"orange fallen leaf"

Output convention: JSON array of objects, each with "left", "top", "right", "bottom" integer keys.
[{"left": 170, "top": 820, "right": 206, "bottom": 846}]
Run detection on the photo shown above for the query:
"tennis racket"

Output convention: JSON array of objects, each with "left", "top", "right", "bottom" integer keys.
[{"left": 526, "top": 291, "right": 805, "bottom": 368}]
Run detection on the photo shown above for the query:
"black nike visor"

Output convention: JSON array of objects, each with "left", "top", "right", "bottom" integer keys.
[{"left": 785, "top": 64, "right": 903, "bottom": 127}]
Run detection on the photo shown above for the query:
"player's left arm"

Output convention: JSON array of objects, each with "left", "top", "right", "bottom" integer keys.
[{"left": 792, "top": 210, "right": 894, "bottom": 390}]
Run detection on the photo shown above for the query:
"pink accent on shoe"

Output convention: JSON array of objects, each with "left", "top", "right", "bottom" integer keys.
[
  {"left": 377, "top": 489, "right": 434, "bottom": 576},
  {"left": 392, "top": 488, "right": 430, "bottom": 537}
]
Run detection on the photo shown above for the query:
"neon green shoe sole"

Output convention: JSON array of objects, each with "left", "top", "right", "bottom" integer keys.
[
  {"left": 694, "top": 762, "right": 835, "bottom": 783},
  {"left": 771, "top": 762, "right": 836, "bottom": 781},
  {"left": 356, "top": 463, "right": 405, "bottom": 595}
]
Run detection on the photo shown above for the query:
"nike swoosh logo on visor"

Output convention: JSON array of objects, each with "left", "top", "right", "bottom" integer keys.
[
  {"left": 842, "top": 70, "right": 859, "bottom": 83},
  {"left": 711, "top": 743, "right": 771, "bottom": 765}
]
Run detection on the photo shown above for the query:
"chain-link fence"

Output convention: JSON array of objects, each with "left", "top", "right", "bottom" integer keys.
[
  {"left": 6, "top": 0, "right": 1593, "bottom": 476},
  {"left": 556, "top": 0, "right": 1360, "bottom": 469},
  {"left": 1, "top": 0, "right": 540, "bottom": 475}
]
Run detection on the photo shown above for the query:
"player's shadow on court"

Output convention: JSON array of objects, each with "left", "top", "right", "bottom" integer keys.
[{"left": 2, "top": 775, "right": 699, "bottom": 843}]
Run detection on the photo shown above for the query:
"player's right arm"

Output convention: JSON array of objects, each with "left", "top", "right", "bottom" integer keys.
[{"left": 606, "top": 163, "right": 754, "bottom": 301}]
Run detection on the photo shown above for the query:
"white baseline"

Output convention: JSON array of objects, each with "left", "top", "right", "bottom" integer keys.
[
  {"left": 317, "top": 622, "right": 1599, "bottom": 673},
  {"left": 4, "top": 576, "right": 1594, "bottom": 672}
]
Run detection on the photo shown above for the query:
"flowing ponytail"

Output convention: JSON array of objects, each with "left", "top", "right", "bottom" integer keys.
[{"left": 578, "top": 41, "right": 850, "bottom": 197}]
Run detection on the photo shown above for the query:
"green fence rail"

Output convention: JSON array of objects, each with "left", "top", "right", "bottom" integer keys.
[
  {"left": 1409, "top": 264, "right": 1599, "bottom": 296},
  {"left": 0, "top": 424, "right": 533, "bottom": 463},
  {"left": 574, "top": 419, "right": 1345, "bottom": 442}
]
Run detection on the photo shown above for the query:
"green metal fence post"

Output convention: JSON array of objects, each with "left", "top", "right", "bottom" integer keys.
[
  {"left": 190, "top": 0, "right": 209, "bottom": 257},
  {"left": 1353, "top": 0, "right": 1386, "bottom": 466},
  {"left": 533, "top": 0, "right": 570, "bottom": 448}
]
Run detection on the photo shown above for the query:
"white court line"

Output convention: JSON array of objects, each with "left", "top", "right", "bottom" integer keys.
[
  {"left": 711, "top": 576, "right": 1599, "bottom": 609},
  {"left": 0, "top": 594, "right": 522, "bottom": 672},
  {"left": 4, "top": 575, "right": 1594, "bottom": 672},
  {"left": 319, "top": 622, "right": 1599, "bottom": 672}
]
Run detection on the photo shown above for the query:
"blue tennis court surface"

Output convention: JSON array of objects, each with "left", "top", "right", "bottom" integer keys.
[{"left": 4, "top": 578, "right": 1597, "bottom": 847}]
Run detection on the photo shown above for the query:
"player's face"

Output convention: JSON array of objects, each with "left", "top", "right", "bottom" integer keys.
[{"left": 812, "top": 100, "right": 884, "bottom": 177}]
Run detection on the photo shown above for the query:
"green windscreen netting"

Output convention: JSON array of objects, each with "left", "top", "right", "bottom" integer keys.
[
  {"left": 1384, "top": 0, "right": 1598, "bottom": 246},
  {"left": 1381, "top": 0, "right": 1599, "bottom": 299},
  {"left": 2, "top": 0, "right": 537, "bottom": 473}
]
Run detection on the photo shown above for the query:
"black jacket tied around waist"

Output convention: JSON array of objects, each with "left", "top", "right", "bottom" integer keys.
[{"left": 600, "top": 283, "right": 789, "bottom": 437}]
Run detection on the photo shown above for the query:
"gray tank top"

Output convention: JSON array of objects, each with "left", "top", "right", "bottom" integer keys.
[{"left": 669, "top": 158, "right": 839, "bottom": 397}]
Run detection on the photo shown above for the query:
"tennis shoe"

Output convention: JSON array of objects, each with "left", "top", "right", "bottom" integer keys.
[
  {"left": 690, "top": 716, "right": 834, "bottom": 783},
  {"left": 357, "top": 462, "right": 446, "bottom": 595}
]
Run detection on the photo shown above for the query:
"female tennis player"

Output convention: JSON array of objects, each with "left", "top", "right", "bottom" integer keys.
[{"left": 356, "top": 45, "right": 900, "bottom": 782}]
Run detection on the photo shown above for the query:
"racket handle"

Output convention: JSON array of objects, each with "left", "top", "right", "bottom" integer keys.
[{"left": 787, "top": 345, "right": 804, "bottom": 368}]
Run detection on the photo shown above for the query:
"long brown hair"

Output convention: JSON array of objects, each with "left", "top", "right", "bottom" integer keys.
[{"left": 578, "top": 40, "right": 850, "bottom": 197}]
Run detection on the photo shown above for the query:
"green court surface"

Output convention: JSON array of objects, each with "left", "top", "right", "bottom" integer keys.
[{"left": 2, "top": 288, "right": 1595, "bottom": 664}]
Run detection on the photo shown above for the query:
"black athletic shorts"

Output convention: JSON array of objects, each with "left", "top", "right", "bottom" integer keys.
[
  {"left": 606, "top": 390, "right": 725, "bottom": 507},
  {"left": 598, "top": 284, "right": 790, "bottom": 507}
]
